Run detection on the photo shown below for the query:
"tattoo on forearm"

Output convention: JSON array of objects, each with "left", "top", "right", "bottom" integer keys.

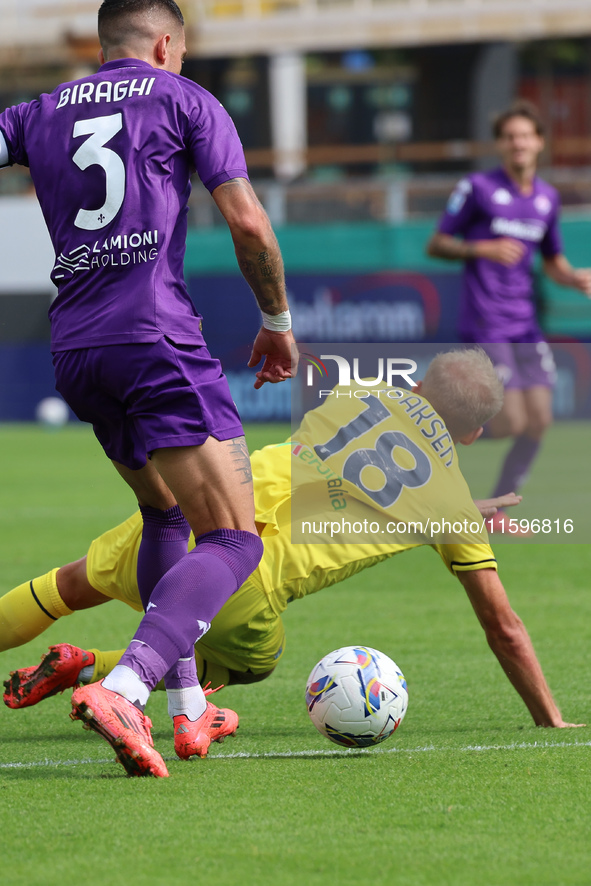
[
  {"left": 258, "top": 251, "right": 274, "bottom": 279},
  {"left": 216, "top": 178, "right": 287, "bottom": 312},
  {"left": 239, "top": 258, "right": 255, "bottom": 277},
  {"left": 238, "top": 245, "right": 287, "bottom": 312},
  {"left": 228, "top": 437, "right": 253, "bottom": 485}
]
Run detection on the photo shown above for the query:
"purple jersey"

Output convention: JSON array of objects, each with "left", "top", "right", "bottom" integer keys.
[
  {"left": 437, "top": 167, "right": 563, "bottom": 341},
  {"left": 0, "top": 58, "right": 249, "bottom": 351}
]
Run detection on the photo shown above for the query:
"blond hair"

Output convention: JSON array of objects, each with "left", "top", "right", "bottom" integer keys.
[{"left": 420, "top": 348, "right": 504, "bottom": 439}]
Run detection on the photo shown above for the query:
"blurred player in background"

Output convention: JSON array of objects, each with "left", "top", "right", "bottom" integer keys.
[
  {"left": 427, "top": 101, "right": 591, "bottom": 529},
  {"left": 2, "top": 350, "right": 581, "bottom": 732},
  {"left": 0, "top": 0, "right": 297, "bottom": 776}
]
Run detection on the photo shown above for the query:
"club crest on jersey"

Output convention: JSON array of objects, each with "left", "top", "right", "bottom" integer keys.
[
  {"left": 534, "top": 194, "right": 552, "bottom": 215},
  {"left": 491, "top": 188, "right": 512, "bottom": 205}
]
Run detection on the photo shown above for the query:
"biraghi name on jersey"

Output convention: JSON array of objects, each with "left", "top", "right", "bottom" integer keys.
[{"left": 56, "top": 78, "right": 156, "bottom": 108}]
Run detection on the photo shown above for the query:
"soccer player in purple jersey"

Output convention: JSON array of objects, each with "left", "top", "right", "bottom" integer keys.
[
  {"left": 427, "top": 102, "right": 591, "bottom": 529},
  {"left": 0, "top": 0, "right": 298, "bottom": 776}
]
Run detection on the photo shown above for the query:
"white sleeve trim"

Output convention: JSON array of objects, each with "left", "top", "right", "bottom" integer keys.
[{"left": 0, "top": 131, "right": 9, "bottom": 167}]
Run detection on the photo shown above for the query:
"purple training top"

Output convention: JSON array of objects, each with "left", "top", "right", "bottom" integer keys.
[
  {"left": 0, "top": 58, "right": 249, "bottom": 351},
  {"left": 437, "top": 167, "right": 563, "bottom": 342}
]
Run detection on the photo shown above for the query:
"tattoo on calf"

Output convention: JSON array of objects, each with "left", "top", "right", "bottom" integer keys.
[{"left": 228, "top": 437, "right": 253, "bottom": 485}]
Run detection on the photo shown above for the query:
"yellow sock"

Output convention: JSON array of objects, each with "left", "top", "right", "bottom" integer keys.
[
  {"left": 87, "top": 648, "right": 125, "bottom": 683},
  {"left": 0, "top": 569, "right": 72, "bottom": 652}
]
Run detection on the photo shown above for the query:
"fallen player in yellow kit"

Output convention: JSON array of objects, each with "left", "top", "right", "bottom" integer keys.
[{"left": 1, "top": 349, "right": 582, "bottom": 730}]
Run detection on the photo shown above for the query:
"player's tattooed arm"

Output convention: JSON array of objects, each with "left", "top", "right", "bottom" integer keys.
[
  {"left": 237, "top": 248, "right": 286, "bottom": 313},
  {"left": 213, "top": 177, "right": 297, "bottom": 388},
  {"left": 212, "top": 177, "right": 289, "bottom": 315}
]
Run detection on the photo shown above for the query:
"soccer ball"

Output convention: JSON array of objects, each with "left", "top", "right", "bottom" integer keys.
[
  {"left": 305, "top": 646, "right": 408, "bottom": 748},
  {"left": 35, "top": 397, "right": 69, "bottom": 428}
]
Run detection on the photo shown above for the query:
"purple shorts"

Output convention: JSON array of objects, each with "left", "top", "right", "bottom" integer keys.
[
  {"left": 53, "top": 337, "right": 244, "bottom": 470},
  {"left": 480, "top": 341, "right": 556, "bottom": 390}
]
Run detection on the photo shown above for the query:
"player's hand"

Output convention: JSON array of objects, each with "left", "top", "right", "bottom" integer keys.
[
  {"left": 474, "top": 492, "right": 523, "bottom": 518},
  {"left": 476, "top": 237, "right": 526, "bottom": 266},
  {"left": 571, "top": 268, "right": 591, "bottom": 297},
  {"left": 248, "top": 327, "right": 299, "bottom": 390},
  {"left": 475, "top": 492, "right": 523, "bottom": 517}
]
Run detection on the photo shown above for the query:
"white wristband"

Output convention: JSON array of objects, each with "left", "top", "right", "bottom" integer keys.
[
  {"left": 0, "top": 131, "right": 9, "bottom": 168},
  {"left": 261, "top": 309, "right": 292, "bottom": 332}
]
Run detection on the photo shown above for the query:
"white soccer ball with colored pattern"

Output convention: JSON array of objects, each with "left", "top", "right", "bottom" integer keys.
[{"left": 305, "top": 646, "right": 408, "bottom": 748}]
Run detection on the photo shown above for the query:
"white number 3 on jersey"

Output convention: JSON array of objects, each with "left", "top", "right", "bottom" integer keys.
[{"left": 72, "top": 113, "right": 125, "bottom": 230}]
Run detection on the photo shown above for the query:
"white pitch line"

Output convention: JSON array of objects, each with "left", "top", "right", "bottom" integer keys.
[
  {"left": 0, "top": 756, "right": 114, "bottom": 770},
  {"left": 1, "top": 738, "right": 590, "bottom": 770},
  {"left": 201, "top": 738, "right": 591, "bottom": 759}
]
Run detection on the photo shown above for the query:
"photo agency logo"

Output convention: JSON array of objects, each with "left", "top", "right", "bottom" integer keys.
[{"left": 302, "top": 351, "right": 418, "bottom": 397}]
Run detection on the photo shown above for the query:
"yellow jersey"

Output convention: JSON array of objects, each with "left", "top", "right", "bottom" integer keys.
[{"left": 251, "top": 385, "right": 495, "bottom": 614}]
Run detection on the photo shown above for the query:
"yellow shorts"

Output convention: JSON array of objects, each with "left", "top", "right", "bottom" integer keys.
[{"left": 86, "top": 512, "right": 286, "bottom": 675}]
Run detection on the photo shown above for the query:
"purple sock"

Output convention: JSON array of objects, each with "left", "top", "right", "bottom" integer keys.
[
  {"left": 137, "top": 505, "right": 193, "bottom": 687},
  {"left": 164, "top": 656, "right": 197, "bottom": 690},
  {"left": 137, "top": 505, "right": 191, "bottom": 610},
  {"left": 491, "top": 435, "right": 541, "bottom": 498},
  {"left": 118, "top": 529, "right": 264, "bottom": 692}
]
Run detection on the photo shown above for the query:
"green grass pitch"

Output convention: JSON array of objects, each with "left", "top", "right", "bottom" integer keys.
[{"left": 1, "top": 422, "right": 590, "bottom": 886}]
